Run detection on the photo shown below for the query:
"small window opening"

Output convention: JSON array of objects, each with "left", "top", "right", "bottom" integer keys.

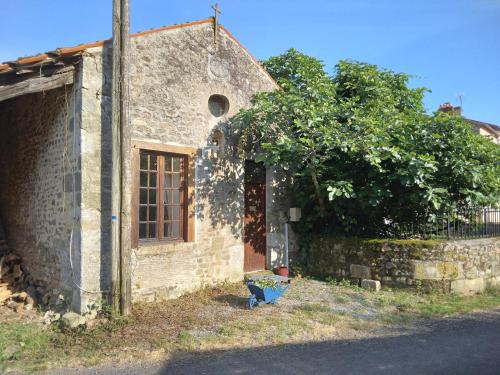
[{"left": 208, "top": 94, "right": 229, "bottom": 117}]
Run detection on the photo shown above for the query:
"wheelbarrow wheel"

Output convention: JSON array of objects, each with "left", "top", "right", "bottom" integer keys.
[{"left": 248, "top": 295, "right": 257, "bottom": 309}]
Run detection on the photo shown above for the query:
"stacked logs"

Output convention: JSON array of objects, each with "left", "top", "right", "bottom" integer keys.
[
  {"left": 0, "top": 252, "right": 36, "bottom": 312},
  {"left": 0, "top": 221, "right": 38, "bottom": 313}
]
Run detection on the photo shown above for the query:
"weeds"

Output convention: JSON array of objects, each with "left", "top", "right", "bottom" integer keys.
[{"left": 328, "top": 277, "right": 363, "bottom": 291}]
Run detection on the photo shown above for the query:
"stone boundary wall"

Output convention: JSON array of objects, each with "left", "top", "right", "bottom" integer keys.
[{"left": 304, "top": 236, "right": 500, "bottom": 294}]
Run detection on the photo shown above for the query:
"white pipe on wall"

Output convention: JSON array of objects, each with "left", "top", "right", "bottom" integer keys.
[{"left": 284, "top": 222, "right": 289, "bottom": 267}]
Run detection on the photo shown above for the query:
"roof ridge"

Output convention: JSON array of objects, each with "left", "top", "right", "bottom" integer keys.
[
  {"left": 0, "top": 17, "right": 279, "bottom": 89},
  {"left": 1, "top": 18, "right": 213, "bottom": 70},
  {"left": 466, "top": 117, "right": 499, "bottom": 128}
]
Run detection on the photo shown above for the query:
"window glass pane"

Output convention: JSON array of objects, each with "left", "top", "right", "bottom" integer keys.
[
  {"left": 172, "top": 207, "right": 180, "bottom": 220},
  {"left": 172, "top": 190, "right": 180, "bottom": 204},
  {"left": 164, "top": 190, "right": 171, "bottom": 204},
  {"left": 140, "top": 189, "right": 147, "bottom": 204},
  {"left": 171, "top": 222, "right": 179, "bottom": 238},
  {"left": 149, "top": 172, "right": 157, "bottom": 188},
  {"left": 164, "top": 222, "right": 170, "bottom": 237},
  {"left": 148, "top": 223, "right": 156, "bottom": 238},
  {"left": 150, "top": 155, "right": 158, "bottom": 171},
  {"left": 139, "top": 223, "right": 147, "bottom": 239},
  {"left": 140, "top": 172, "right": 148, "bottom": 187},
  {"left": 172, "top": 157, "right": 181, "bottom": 172},
  {"left": 149, "top": 206, "right": 157, "bottom": 221},
  {"left": 140, "top": 154, "right": 148, "bottom": 170},
  {"left": 139, "top": 206, "right": 147, "bottom": 221},
  {"left": 165, "top": 173, "right": 172, "bottom": 188},
  {"left": 165, "top": 156, "right": 172, "bottom": 172},
  {"left": 149, "top": 189, "right": 156, "bottom": 204},
  {"left": 172, "top": 174, "right": 180, "bottom": 188},
  {"left": 165, "top": 207, "right": 180, "bottom": 221}
]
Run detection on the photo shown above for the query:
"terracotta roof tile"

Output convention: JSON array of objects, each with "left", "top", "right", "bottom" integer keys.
[
  {"left": 13, "top": 53, "right": 50, "bottom": 65},
  {"left": 0, "top": 63, "right": 11, "bottom": 73}
]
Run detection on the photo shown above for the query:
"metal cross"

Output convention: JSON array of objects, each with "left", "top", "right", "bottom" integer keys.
[{"left": 212, "top": 3, "right": 222, "bottom": 45}]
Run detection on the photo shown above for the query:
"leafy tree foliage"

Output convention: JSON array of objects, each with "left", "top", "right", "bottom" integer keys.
[{"left": 235, "top": 49, "right": 500, "bottom": 236}]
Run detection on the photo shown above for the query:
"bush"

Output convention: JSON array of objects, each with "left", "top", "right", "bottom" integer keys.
[{"left": 235, "top": 49, "right": 500, "bottom": 237}]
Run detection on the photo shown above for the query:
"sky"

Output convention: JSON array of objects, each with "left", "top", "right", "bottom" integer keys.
[{"left": 1, "top": 0, "right": 499, "bottom": 124}]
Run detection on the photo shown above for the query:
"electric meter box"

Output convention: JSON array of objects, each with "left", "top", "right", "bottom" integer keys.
[{"left": 289, "top": 207, "right": 302, "bottom": 222}]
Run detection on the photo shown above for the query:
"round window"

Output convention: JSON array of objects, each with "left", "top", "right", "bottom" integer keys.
[{"left": 208, "top": 94, "right": 229, "bottom": 117}]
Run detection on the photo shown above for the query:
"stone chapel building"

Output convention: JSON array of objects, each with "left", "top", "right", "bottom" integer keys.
[{"left": 0, "top": 19, "right": 294, "bottom": 312}]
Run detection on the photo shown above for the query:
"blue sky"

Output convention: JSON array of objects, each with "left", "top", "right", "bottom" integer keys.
[{"left": 1, "top": 0, "right": 499, "bottom": 124}]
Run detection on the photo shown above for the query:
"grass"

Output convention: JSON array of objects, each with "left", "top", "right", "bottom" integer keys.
[
  {"left": 372, "top": 287, "right": 500, "bottom": 323},
  {"left": 1, "top": 281, "right": 500, "bottom": 373},
  {"left": 0, "top": 323, "right": 52, "bottom": 370}
]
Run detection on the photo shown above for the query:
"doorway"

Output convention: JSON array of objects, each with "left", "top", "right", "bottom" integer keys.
[{"left": 243, "top": 160, "right": 266, "bottom": 272}]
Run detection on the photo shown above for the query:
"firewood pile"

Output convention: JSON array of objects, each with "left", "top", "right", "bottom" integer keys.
[
  {"left": 0, "top": 222, "right": 39, "bottom": 313},
  {"left": 0, "top": 221, "right": 69, "bottom": 319},
  {"left": 0, "top": 250, "right": 36, "bottom": 313}
]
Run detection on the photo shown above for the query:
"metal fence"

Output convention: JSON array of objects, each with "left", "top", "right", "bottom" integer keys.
[{"left": 383, "top": 207, "right": 500, "bottom": 240}]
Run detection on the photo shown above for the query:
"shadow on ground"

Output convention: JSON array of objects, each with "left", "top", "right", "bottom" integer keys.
[
  {"left": 158, "top": 311, "right": 500, "bottom": 375},
  {"left": 213, "top": 294, "right": 248, "bottom": 309}
]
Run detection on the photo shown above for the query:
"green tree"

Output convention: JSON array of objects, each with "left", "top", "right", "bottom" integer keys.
[{"left": 236, "top": 49, "right": 500, "bottom": 236}]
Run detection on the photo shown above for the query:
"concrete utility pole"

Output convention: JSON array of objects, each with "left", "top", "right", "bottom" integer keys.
[{"left": 111, "top": 0, "right": 131, "bottom": 315}]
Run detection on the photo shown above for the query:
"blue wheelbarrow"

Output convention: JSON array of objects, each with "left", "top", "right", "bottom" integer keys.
[{"left": 245, "top": 275, "right": 291, "bottom": 309}]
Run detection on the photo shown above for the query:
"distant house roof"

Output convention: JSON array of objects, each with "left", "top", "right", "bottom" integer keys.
[
  {"left": 438, "top": 102, "right": 499, "bottom": 142},
  {"left": 0, "top": 18, "right": 279, "bottom": 89},
  {"left": 466, "top": 118, "right": 500, "bottom": 137}
]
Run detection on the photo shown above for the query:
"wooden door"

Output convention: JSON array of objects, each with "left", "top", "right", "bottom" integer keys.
[{"left": 244, "top": 161, "right": 266, "bottom": 272}]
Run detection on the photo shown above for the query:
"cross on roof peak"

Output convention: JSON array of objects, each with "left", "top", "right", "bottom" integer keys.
[
  {"left": 212, "top": 3, "right": 221, "bottom": 17},
  {"left": 211, "top": 3, "right": 222, "bottom": 45}
]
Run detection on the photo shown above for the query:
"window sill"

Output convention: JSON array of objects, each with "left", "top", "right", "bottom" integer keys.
[
  {"left": 134, "top": 240, "right": 197, "bottom": 256},
  {"left": 138, "top": 239, "right": 187, "bottom": 247}
]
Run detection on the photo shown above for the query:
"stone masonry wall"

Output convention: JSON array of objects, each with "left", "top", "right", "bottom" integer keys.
[
  {"left": 79, "top": 22, "right": 284, "bottom": 304},
  {"left": 0, "top": 86, "right": 81, "bottom": 302},
  {"left": 305, "top": 236, "right": 500, "bottom": 294}
]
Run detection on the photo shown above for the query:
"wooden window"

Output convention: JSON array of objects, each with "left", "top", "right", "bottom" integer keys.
[
  {"left": 132, "top": 142, "right": 196, "bottom": 248},
  {"left": 138, "top": 151, "right": 187, "bottom": 242}
]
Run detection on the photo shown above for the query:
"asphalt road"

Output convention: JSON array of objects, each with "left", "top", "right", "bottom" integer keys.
[{"left": 39, "top": 310, "right": 500, "bottom": 375}]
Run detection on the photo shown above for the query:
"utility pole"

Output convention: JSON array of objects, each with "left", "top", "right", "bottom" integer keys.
[{"left": 111, "top": 0, "right": 131, "bottom": 315}]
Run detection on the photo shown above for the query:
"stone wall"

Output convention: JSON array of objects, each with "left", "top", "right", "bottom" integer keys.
[
  {"left": 79, "top": 22, "right": 289, "bottom": 304},
  {"left": 305, "top": 236, "right": 500, "bottom": 294},
  {"left": 0, "top": 85, "right": 81, "bottom": 301}
]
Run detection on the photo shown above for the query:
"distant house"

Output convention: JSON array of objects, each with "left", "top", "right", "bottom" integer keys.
[
  {"left": 0, "top": 19, "right": 294, "bottom": 313},
  {"left": 438, "top": 103, "right": 500, "bottom": 144},
  {"left": 467, "top": 119, "right": 500, "bottom": 145}
]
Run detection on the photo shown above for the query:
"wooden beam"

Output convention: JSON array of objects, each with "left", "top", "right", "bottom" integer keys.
[
  {"left": 111, "top": 0, "right": 131, "bottom": 316},
  {"left": 119, "top": 0, "right": 132, "bottom": 317},
  {"left": 110, "top": 0, "right": 122, "bottom": 316},
  {"left": 0, "top": 70, "right": 73, "bottom": 102}
]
